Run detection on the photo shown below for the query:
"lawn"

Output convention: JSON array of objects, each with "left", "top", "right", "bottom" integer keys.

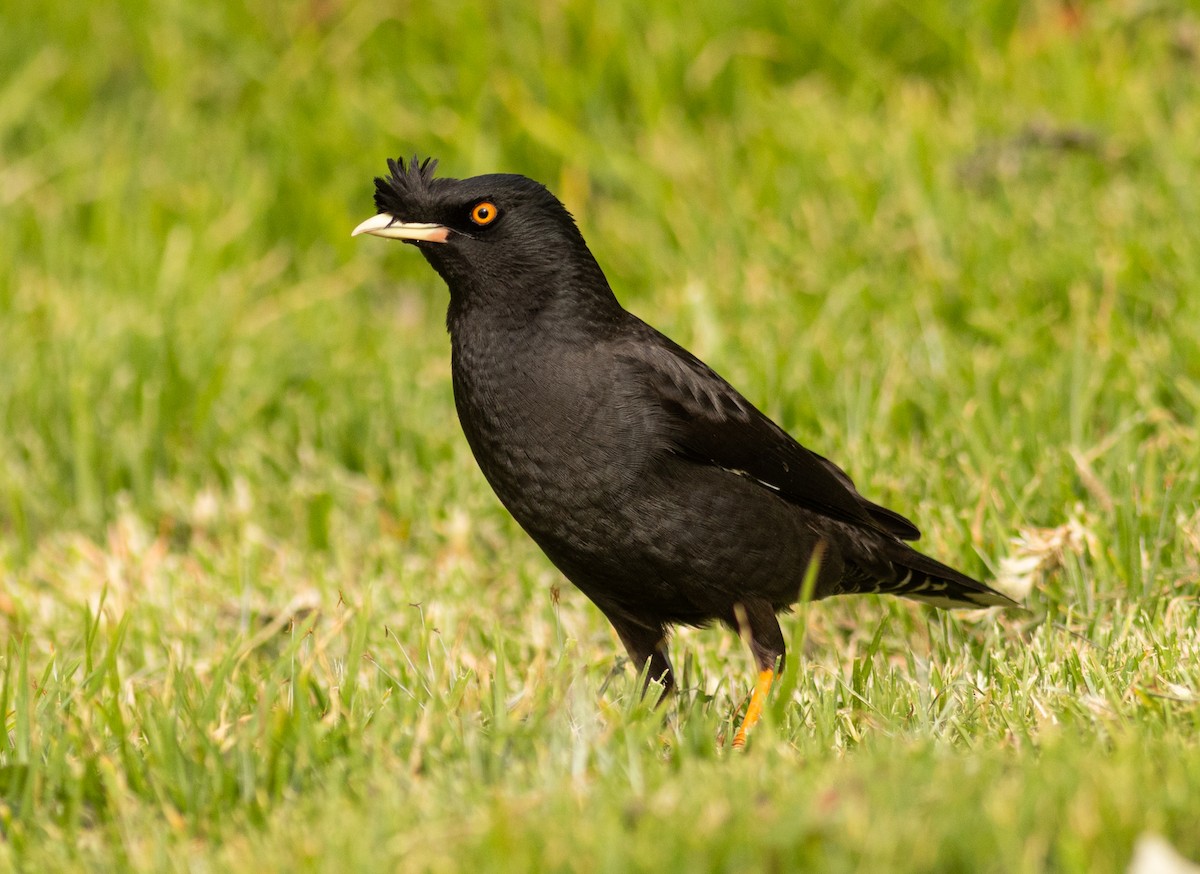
[{"left": 1, "top": 1, "right": 1198, "bottom": 870}]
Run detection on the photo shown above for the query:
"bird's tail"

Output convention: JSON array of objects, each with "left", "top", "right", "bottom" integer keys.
[{"left": 872, "top": 545, "right": 1017, "bottom": 610}]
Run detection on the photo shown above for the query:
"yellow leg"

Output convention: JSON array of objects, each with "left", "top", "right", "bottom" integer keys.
[{"left": 732, "top": 668, "right": 775, "bottom": 750}]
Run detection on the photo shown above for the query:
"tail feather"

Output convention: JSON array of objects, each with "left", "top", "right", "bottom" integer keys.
[{"left": 864, "top": 546, "right": 1018, "bottom": 610}]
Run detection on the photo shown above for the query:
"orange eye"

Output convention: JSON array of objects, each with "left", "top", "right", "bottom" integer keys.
[{"left": 470, "top": 201, "right": 498, "bottom": 226}]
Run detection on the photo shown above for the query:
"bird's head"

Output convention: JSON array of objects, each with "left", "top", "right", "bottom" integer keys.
[{"left": 353, "top": 156, "right": 612, "bottom": 319}]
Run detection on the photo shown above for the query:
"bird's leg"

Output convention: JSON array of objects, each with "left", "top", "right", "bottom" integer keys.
[
  {"left": 729, "top": 599, "right": 786, "bottom": 749},
  {"left": 610, "top": 618, "right": 674, "bottom": 703},
  {"left": 733, "top": 668, "right": 776, "bottom": 750}
]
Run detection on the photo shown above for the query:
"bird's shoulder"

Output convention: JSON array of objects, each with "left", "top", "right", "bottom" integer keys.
[{"left": 608, "top": 318, "right": 755, "bottom": 424}]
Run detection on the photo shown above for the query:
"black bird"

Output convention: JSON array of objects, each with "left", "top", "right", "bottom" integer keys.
[{"left": 354, "top": 156, "right": 1015, "bottom": 747}]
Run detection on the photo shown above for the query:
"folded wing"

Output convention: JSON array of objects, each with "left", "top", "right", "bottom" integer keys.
[{"left": 617, "top": 321, "right": 921, "bottom": 541}]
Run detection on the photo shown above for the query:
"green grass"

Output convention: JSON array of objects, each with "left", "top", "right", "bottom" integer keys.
[{"left": 2, "top": 1, "right": 1199, "bottom": 870}]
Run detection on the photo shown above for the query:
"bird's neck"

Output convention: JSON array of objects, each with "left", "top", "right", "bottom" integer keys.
[{"left": 444, "top": 250, "right": 624, "bottom": 337}]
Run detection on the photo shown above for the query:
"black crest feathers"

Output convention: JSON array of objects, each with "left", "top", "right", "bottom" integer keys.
[{"left": 373, "top": 155, "right": 442, "bottom": 215}]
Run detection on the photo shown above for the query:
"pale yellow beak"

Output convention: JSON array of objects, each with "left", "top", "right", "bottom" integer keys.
[{"left": 351, "top": 213, "right": 450, "bottom": 243}]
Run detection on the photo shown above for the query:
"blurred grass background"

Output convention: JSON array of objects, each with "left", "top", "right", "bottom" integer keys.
[{"left": 1, "top": 1, "right": 1199, "bottom": 871}]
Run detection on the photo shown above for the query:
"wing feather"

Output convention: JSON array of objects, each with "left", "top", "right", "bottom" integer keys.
[{"left": 616, "top": 320, "right": 921, "bottom": 541}]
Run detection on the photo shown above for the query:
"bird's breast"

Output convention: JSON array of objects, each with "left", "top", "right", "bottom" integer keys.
[{"left": 449, "top": 331, "right": 653, "bottom": 540}]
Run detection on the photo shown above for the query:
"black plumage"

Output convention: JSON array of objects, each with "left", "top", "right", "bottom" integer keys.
[{"left": 353, "top": 156, "right": 1015, "bottom": 745}]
